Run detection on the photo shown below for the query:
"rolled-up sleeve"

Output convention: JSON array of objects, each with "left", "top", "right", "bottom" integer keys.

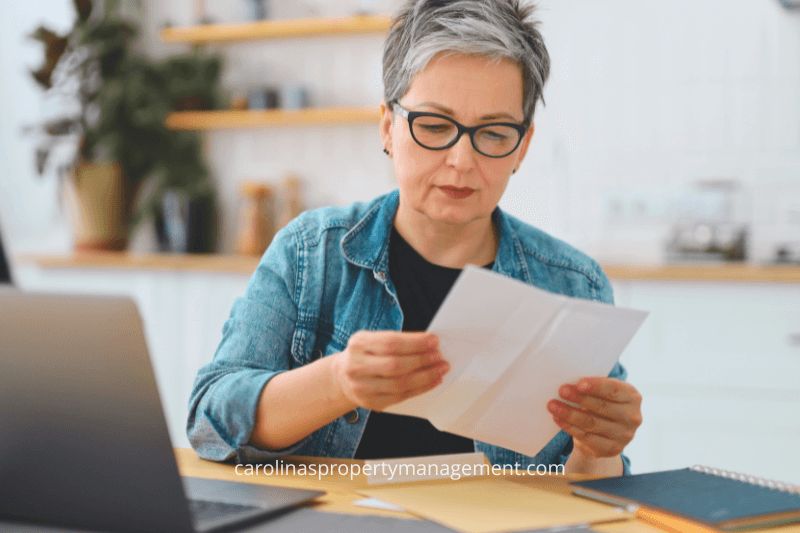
[{"left": 187, "top": 223, "right": 308, "bottom": 463}]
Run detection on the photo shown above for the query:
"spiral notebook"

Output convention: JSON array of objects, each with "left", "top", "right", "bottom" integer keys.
[{"left": 571, "top": 465, "right": 800, "bottom": 531}]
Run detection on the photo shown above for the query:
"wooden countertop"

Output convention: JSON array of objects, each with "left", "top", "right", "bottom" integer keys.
[
  {"left": 16, "top": 252, "right": 260, "bottom": 274},
  {"left": 173, "top": 448, "right": 660, "bottom": 532},
  {"left": 601, "top": 263, "right": 800, "bottom": 283},
  {"left": 15, "top": 252, "right": 800, "bottom": 282},
  {"left": 174, "top": 448, "right": 800, "bottom": 533}
]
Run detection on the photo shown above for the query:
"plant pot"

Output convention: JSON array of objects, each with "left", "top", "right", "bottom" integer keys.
[
  {"left": 154, "top": 190, "right": 216, "bottom": 254},
  {"left": 64, "top": 162, "right": 128, "bottom": 251},
  {"left": 174, "top": 95, "right": 211, "bottom": 111}
]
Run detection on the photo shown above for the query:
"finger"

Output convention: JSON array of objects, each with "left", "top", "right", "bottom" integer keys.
[
  {"left": 349, "top": 330, "right": 438, "bottom": 356},
  {"left": 547, "top": 400, "right": 632, "bottom": 441},
  {"left": 358, "top": 361, "right": 449, "bottom": 396},
  {"left": 361, "top": 351, "right": 445, "bottom": 378},
  {"left": 381, "top": 370, "right": 446, "bottom": 407},
  {"left": 393, "top": 361, "right": 450, "bottom": 395},
  {"left": 575, "top": 377, "right": 640, "bottom": 404},
  {"left": 554, "top": 420, "right": 626, "bottom": 457},
  {"left": 558, "top": 385, "right": 631, "bottom": 421}
]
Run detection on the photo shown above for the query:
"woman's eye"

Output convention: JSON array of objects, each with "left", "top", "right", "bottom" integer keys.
[
  {"left": 483, "top": 130, "right": 509, "bottom": 141},
  {"left": 419, "top": 124, "right": 453, "bottom": 133}
]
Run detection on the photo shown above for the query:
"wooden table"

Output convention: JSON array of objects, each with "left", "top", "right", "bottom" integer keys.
[{"left": 181, "top": 447, "right": 788, "bottom": 533}]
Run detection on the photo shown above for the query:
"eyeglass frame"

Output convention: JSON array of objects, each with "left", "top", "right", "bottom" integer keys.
[{"left": 389, "top": 99, "right": 530, "bottom": 159}]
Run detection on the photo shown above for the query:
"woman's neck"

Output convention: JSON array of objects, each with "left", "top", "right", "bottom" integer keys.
[{"left": 393, "top": 200, "right": 498, "bottom": 269}]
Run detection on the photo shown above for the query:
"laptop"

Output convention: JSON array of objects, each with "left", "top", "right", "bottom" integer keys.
[
  {"left": 0, "top": 290, "right": 324, "bottom": 532},
  {"left": 0, "top": 223, "right": 12, "bottom": 285}
]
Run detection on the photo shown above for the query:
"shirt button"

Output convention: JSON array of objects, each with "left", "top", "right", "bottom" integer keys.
[
  {"left": 344, "top": 409, "right": 360, "bottom": 424},
  {"left": 374, "top": 271, "right": 386, "bottom": 282}
]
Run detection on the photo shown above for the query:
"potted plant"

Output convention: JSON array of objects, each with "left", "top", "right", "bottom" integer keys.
[
  {"left": 135, "top": 51, "right": 222, "bottom": 254},
  {"left": 159, "top": 50, "right": 223, "bottom": 112},
  {"left": 29, "top": 0, "right": 159, "bottom": 250},
  {"left": 29, "top": 0, "right": 222, "bottom": 253}
]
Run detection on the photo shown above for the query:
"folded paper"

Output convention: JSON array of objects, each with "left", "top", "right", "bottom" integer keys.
[{"left": 386, "top": 265, "right": 648, "bottom": 456}]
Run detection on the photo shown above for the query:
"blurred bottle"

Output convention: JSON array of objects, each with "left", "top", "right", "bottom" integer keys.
[
  {"left": 244, "top": 0, "right": 270, "bottom": 21},
  {"left": 277, "top": 174, "right": 304, "bottom": 229},
  {"left": 236, "top": 181, "right": 274, "bottom": 256}
]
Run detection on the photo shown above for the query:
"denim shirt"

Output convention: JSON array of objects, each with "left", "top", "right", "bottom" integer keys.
[{"left": 187, "top": 189, "right": 631, "bottom": 475}]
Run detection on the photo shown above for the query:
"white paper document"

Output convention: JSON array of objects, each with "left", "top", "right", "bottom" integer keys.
[
  {"left": 385, "top": 265, "right": 648, "bottom": 456},
  {"left": 352, "top": 497, "right": 406, "bottom": 512}
]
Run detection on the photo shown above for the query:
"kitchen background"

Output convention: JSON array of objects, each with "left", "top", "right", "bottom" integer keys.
[{"left": 1, "top": 0, "right": 798, "bottom": 483}]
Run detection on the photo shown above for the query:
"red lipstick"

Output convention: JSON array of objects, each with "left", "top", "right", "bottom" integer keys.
[{"left": 438, "top": 186, "right": 475, "bottom": 199}]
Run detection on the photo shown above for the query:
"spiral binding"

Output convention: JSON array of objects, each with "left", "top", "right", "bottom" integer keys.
[{"left": 690, "top": 465, "right": 800, "bottom": 495}]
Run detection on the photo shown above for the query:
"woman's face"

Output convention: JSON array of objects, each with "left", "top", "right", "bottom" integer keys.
[{"left": 380, "top": 52, "right": 534, "bottom": 227}]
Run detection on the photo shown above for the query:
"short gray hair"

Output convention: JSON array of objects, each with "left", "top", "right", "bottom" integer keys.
[{"left": 383, "top": 0, "right": 551, "bottom": 124}]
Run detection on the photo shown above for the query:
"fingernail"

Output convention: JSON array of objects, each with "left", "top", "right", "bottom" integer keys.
[
  {"left": 438, "top": 363, "right": 449, "bottom": 375},
  {"left": 578, "top": 381, "right": 590, "bottom": 392},
  {"left": 559, "top": 385, "right": 571, "bottom": 398}
]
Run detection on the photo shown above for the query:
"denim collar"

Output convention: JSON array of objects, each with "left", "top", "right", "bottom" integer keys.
[{"left": 340, "top": 189, "right": 532, "bottom": 284}]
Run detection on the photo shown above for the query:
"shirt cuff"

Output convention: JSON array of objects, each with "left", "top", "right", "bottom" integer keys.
[
  {"left": 189, "top": 368, "right": 307, "bottom": 463},
  {"left": 620, "top": 452, "right": 632, "bottom": 476}
]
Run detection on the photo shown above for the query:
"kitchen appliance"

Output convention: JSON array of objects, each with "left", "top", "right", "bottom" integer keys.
[{"left": 665, "top": 178, "right": 749, "bottom": 262}]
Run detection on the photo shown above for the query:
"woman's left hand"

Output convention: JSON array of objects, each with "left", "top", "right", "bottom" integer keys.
[{"left": 547, "top": 377, "right": 642, "bottom": 458}]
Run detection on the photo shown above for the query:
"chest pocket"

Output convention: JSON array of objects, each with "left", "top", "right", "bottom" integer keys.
[{"left": 291, "top": 318, "right": 351, "bottom": 366}]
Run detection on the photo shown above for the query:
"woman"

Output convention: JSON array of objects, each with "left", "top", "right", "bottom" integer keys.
[{"left": 188, "top": 0, "right": 642, "bottom": 476}]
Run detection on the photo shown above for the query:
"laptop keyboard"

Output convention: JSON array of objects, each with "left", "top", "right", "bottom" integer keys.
[{"left": 188, "top": 498, "right": 262, "bottom": 523}]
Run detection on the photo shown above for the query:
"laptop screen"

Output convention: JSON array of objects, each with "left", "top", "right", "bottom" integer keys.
[{"left": 0, "top": 225, "right": 12, "bottom": 285}]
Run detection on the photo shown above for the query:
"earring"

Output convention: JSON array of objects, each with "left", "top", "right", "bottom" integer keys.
[
  {"left": 512, "top": 168, "right": 518, "bottom": 174},
  {"left": 383, "top": 148, "right": 390, "bottom": 156}
]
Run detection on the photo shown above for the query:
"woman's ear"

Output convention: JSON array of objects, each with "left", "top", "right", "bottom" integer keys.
[
  {"left": 514, "top": 122, "right": 536, "bottom": 170},
  {"left": 379, "top": 100, "right": 393, "bottom": 156}
]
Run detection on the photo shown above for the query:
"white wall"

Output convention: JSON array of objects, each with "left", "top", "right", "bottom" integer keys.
[
  {"left": 2, "top": 0, "right": 799, "bottom": 261},
  {"left": 525, "top": 0, "right": 800, "bottom": 262},
  {"left": 0, "top": 1, "right": 73, "bottom": 254}
]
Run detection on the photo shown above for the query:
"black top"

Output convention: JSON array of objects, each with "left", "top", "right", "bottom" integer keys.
[{"left": 354, "top": 226, "right": 493, "bottom": 459}]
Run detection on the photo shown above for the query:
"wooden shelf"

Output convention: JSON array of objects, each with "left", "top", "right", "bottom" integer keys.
[
  {"left": 166, "top": 107, "right": 381, "bottom": 130},
  {"left": 17, "top": 253, "right": 800, "bottom": 282},
  {"left": 160, "top": 15, "right": 392, "bottom": 44}
]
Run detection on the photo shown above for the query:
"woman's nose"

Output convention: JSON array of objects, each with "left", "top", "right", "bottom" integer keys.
[{"left": 446, "top": 132, "right": 478, "bottom": 171}]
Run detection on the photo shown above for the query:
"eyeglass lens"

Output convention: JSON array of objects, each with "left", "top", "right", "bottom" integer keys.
[{"left": 412, "top": 115, "right": 521, "bottom": 157}]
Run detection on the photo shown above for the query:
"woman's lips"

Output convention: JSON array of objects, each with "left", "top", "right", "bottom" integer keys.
[{"left": 438, "top": 186, "right": 475, "bottom": 199}]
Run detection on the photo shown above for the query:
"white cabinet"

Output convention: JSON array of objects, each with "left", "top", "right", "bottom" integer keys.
[{"left": 613, "top": 280, "right": 800, "bottom": 483}]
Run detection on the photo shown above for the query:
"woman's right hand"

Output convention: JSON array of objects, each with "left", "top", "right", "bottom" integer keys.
[{"left": 331, "top": 330, "right": 450, "bottom": 412}]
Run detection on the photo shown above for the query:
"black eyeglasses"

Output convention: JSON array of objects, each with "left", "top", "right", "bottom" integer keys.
[{"left": 390, "top": 100, "right": 528, "bottom": 159}]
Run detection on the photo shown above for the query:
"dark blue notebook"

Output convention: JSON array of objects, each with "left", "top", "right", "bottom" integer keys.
[{"left": 571, "top": 466, "right": 800, "bottom": 531}]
